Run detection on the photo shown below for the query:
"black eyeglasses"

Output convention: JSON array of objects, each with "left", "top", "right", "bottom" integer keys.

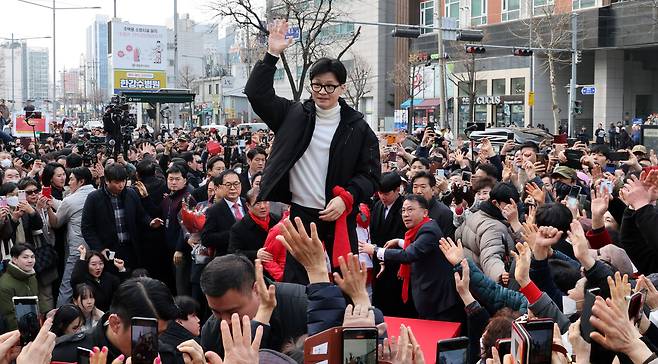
[
  {"left": 24, "top": 190, "right": 40, "bottom": 195},
  {"left": 310, "top": 83, "right": 340, "bottom": 94}
]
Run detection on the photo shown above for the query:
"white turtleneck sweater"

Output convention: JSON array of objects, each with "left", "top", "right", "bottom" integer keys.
[{"left": 289, "top": 103, "right": 341, "bottom": 209}]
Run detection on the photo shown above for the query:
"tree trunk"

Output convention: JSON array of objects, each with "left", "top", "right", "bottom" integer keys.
[{"left": 547, "top": 56, "right": 560, "bottom": 133}]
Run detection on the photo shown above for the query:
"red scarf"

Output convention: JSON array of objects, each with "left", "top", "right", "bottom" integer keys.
[
  {"left": 398, "top": 217, "right": 431, "bottom": 303},
  {"left": 331, "top": 186, "right": 354, "bottom": 268},
  {"left": 249, "top": 211, "right": 271, "bottom": 232}
]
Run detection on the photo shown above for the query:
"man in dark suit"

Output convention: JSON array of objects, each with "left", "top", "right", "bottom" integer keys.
[
  {"left": 81, "top": 164, "right": 163, "bottom": 268},
  {"left": 369, "top": 172, "right": 416, "bottom": 318},
  {"left": 360, "top": 194, "right": 463, "bottom": 321},
  {"left": 201, "top": 170, "right": 247, "bottom": 257},
  {"left": 228, "top": 188, "right": 280, "bottom": 262},
  {"left": 239, "top": 147, "right": 267, "bottom": 197},
  {"left": 191, "top": 155, "right": 226, "bottom": 203},
  {"left": 412, "top": 171, "right": 455, "bottom": 239}
]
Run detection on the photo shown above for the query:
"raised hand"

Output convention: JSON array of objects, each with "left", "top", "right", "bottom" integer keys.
[
  {"left": 607, "top": 271, "right": 631, "bottom": 316},
  {"left": 511, "top": 242, "right": 531, "bottom": 288},
  {"left": 454, "top": 259, "right": 474, "bottom": 306},
  {"left": 254, "top": 259, "right": 277, "bottom": 319},
  {"left": 277, "top": 218, "right": 328, "bottom": 283},
  {"left": 525, "top": 182, "right": 545, "bottom": 206},
  {"left": 267, "top": 20, "right": 293, "bottom": 56},
  {"left": 343, "top": 304, "right": 375, "bottom": 328},
  {"left": 439, "top": 237, "right": 465, "bottom": 266},
  {"left": 333, "top": 253, "right": 369, "bottom": 306}
]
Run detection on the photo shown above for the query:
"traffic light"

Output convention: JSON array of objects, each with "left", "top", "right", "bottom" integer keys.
[
  {"left": 575, "top": 51, "right": 582, "bottom": 64},
  {"left": 573, "top": 100, "right": 583, "bottom": 114},
  {"left": 456, "top": 30, "right": 484, "bottom": 42},
  {"left": 513, "top": 47, "right": 533, "bottom": 56},
  {"left": 465, "top": 45, "right": 486, "bottom": 54},
  {"left": 391, "top": 28, "right": 421, "bottom": 38}
]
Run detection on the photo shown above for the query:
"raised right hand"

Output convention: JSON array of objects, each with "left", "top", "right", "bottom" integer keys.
[{"left": 267, "top": 20, "right": 293, "bottom": 56}]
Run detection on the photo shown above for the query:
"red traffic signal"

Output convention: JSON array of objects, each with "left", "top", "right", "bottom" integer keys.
[
  {"left": 513, "top": 48, "right": 533, "bottom": 56},
  {"left": 464, "top": 45, "right": 485, "bottom": 54}
]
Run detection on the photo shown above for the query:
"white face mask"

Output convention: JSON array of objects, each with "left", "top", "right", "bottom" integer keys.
[
  {"left": 6, "top": 196, "right": 19, "bottom": 207},
  {"left": 0, "top": 159, "right": 11, "bottom": 169},
  {"left": 562, "top": 296, "right": 577, "bottom": 316},
  {"left": 5, "top": 178, "right": 18, "bottom": 184}
]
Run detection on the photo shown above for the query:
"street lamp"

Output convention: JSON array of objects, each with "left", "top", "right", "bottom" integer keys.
[
  {"left": 0, "top": 34, "right": 51, "bottom": 108},
  {"left": 17, "top": 0, "right": 101, "bottom": 116}
]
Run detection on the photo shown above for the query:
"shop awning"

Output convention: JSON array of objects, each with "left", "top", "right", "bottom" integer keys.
[
  {"left": 417, "top": 98, "right": 441, "bottom": 109},
  {"left": 400, "top": 98, "right": 424, "bottom": 109}
]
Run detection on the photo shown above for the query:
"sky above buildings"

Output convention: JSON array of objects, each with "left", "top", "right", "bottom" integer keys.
[{"left": 0, "top": 0, "right": 222, "bottom": 71}]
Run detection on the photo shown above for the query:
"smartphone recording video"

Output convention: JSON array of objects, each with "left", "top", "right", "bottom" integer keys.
[
  {"left": 342, "top": 328, "right": 377, "bottom": 364},
  {"left": 526, "top": 319, "right": 554, "bottom": 364},
  {"left": 436, "top": 337, "right": 469, "bottom": 364},
  {"left": 580, "top": 287, "right": 600, "bottom": 343},
  {"left": 77, "top": 347, "right": 92, "bottom": 364},
  {"left": 131, "top": 317, "right": 159, "bottom": 364},
  {"left": 13, "top": 296, "right": 40, "bottom": 346}
]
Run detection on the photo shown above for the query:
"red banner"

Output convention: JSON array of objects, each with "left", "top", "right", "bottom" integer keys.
[{"left": 13, "top": 114, "right": 48, "bottom": 137}]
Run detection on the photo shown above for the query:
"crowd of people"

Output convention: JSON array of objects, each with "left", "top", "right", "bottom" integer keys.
[{"left": 0, "top": 19, "right": 658, "bottom": 364}]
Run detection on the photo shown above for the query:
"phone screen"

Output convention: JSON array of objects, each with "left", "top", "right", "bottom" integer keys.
[
  {"left": 131, "top": 317, "right": 159, "bottom": 364},
  {"left": 0, "top": 197, "right": 7, "bottom": 208},
  {"left": 342, "top": 328, "right": 378, "bottom": 364},
  {"left": 77, "top": 347, "right": 92, "bottom": 364},
  {"left": 496, "top": 339, "right": 511, "bottom": 357},
  {"left": 526, "top": 321, "right": 554, "bottom": 364},
  {"left": 462, "top": 171, "right": 472, "bottom": 183},
  {"left": 436, "top": 337, "right": 469, "bottom": 364},
  {"left": 436, "top": 169, "right": 445, "bottom": 178},
  {"left": 580, "top": 288, "right": 600, "bottom": 343},
  {"left": 610, "top": 151, "right": 630, "bottom": 161},
  {"left": 568, "top": 185, "right": 582, "bottom": 199},
  {"left": 628, "top": 290, "right": 646, "bottom": 323},
  {"left": 507, "top": 132, "right": 515, "bottom": 141},
  {"left": 13, "top": 296, "right": 40, "bottom": 346}
]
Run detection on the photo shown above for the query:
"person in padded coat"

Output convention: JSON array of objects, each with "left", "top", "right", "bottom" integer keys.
[
  {"left": 244, "top": 20, "right": 380, "bottom": 284},
  {"left": 70, "top": 245, "right": 130, "bottom": 312}
]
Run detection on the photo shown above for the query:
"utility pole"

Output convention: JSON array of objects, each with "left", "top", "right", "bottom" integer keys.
[
  {"left": 434, "top": 0, "right": 447, "bottom": 129},
  {"left": 113, "top": 0, "right": 117, "bottom": 18},
  {"left": 529, "top": 8, "right": 534, "bottom": 127},
  {"left": 567, "top": 13, "right": 578, "bottom": 137},
  {"left": 173, "top": 0, "right": 179, "bottom": 126},
  {"left": 11, "top": 34, "right": 15, "bottom": 104}
]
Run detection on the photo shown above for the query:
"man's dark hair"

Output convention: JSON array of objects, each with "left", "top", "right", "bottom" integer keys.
[
  {"left": 212, "top": 169, "right": 239, "bottom": 187},
  {"left": 104, "top": 163, "right": 128, "bottom": 182},
  {"left": 17, "top": 177, "right": 39, "bottom": 191},
  {"left": 404, "top": 194, "right": 429, "bottom": 210},
  {"left": 166, "top": 163, "right": 188, "bottom": 178},
  {"left": 70, "top": 167, "right": 93, "bottom": 186},
  {"left": 411, "top": 171, "right": 436, "bottom": 187},
  {"left": 476, "top": 164, "right": 499, "bottom": 179},
  {"left": 10, "top": 243, "right": 33, "bottom": 258},
  {"left": 410, "top": 157, "right": 430, "bottom": 169},
  {"left": 591, "top": 144, "right": 611, "bottom": 159},
  {"left": 489, "top": 182, "right": 520, "bottom": 204},
  {"left": 308, "top": 58, "right": 347, "bottom": 84},
  {"left": 174, "top": 296, "right": 200, "bottom": 320},
  {"left": 520, "top": 141, "right": 539, "bottom": 153},
  {"left": 200, "top": 254, "right": 255, "bottom": 298},
  {"left": 42, "top": 162, "right": 65, "bottom": 187},
  {"left": 247, "top": 147, "right": 267, "bottom": 161},
  {"left": 66, "top": 153, "right": 83, "bottom": 168},
  {"left": 136, "top": 159, "right": 158, "bottom": 179},
  {"left": 0, "top": 182, "right": 17, "bottom": 196},
  {"left": 180, "top": 151, "right": 194, "bottom": 163},
  {"left": 206, "top": 155, "right": 225, "bottom": 171},
  {"left": 109, "top": 277, "right": 180, "bottom": 325},
  {"left": 535, "top": 203, "right": 572, "bottom": 234}
]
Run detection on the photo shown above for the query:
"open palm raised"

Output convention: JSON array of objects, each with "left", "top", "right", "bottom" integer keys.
[{"left": 268, "top": 20, "right": 293, "bottom": 56}]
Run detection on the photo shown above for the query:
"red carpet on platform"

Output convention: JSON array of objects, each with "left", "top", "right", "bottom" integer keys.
[{"left": 383, "top": 316, "right": 462, "bottom": 363}]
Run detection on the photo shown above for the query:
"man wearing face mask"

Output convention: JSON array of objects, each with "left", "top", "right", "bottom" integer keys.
[
  {"left": 0, "top": 158, "right": 11, "bottom": 170},
  {"left": 2, "top": 168, "right": 19, "bottom": 184}
]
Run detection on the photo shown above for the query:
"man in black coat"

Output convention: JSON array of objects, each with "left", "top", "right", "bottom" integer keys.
[
  {"left": 369, "top": 173, "right": 416, "bottom": 318},
  {"left": 228, "top": 188, "right": 280, "bottom": 262},
  {"left": 81, "top": 164, "right": 162, "bottom": 268},
  {"left": 360, "top": 195, "right": 463, "bottom": 322},
  {"left": 201, "top": 170, "right": 247, "bottom": 257},
  {"left": 239, "top": 147, "right": 267, "bottom": 197},
  {"left": 244, "top": 21, "right": 380, "bottom": 284},
  {"left": 191, "top": 155, "right": 226, "bottom": 203},
  {"left": 412, "top": 171, "right": 455, "bottom": 239}
]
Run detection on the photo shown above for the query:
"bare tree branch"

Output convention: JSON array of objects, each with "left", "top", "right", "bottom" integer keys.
[{"left": 344, "top": 53, "right": 372, "bottom": 110}]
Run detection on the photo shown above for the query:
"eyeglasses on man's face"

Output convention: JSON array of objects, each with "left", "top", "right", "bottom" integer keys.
[
  {"left": 310, "top": 83, "right": 340, "bottom": 94},
  {"left": 222, "top": 182, "right": 241, "bottom": 189}
]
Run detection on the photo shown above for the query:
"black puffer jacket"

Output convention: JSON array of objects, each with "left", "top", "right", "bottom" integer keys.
[{"left": 244, "top": 53, "right": 381, "bottom": 209}]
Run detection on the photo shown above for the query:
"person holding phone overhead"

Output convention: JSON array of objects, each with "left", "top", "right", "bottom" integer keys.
[{"left": 244, "top": 20, "right": 380, "bottom": 284}]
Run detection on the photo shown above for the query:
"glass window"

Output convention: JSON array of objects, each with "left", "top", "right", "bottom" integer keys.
[
  {"left": 458, "top": 81, "right": 470, "bottom": 97},
  {"left": 492, "top": 79, "right": 506, "bottom": 96},
  {"left": 215, "top": 84, "right": 220, "bottom": 94},
  {"left": 533, "top": 0, "right": 554, "bottom": 13},
  {"left": 445, "top": 0, "right": 460, "bottom": 27},
  {"left": 475, "top": 80, "right": 487, "bottom": 96},
  {"left": 420, "top": 1, "right": 434, "bottom": 34},
  {"left": 208, "top": 84, "right": 212, "bottom": 94},
  {"left": 573, "top": 0, "right": 594, "bottom": 9},
  {"left": 511, "top": 78, "right": 525, "bottom": 95},
  {"left": 502, "top": 0, "right": 520, "bottom": 21},
  {"left": 471, "top": 0, "right": 487, "bottom": 26}
]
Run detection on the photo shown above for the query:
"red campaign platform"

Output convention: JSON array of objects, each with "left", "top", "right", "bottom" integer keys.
[{"left": 384, "top": 316, "right": 462, "bottom": 363}]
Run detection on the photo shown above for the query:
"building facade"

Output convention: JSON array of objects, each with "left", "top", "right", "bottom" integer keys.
[
  {"left": 27, "top": 47, "right": 49, "bottom": 103},
  {"left": 407, "top": 0, "right": 658, "bottom": 135},
  {"left": 85, "top": 14, "right": 110, "bottom": 106}
]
